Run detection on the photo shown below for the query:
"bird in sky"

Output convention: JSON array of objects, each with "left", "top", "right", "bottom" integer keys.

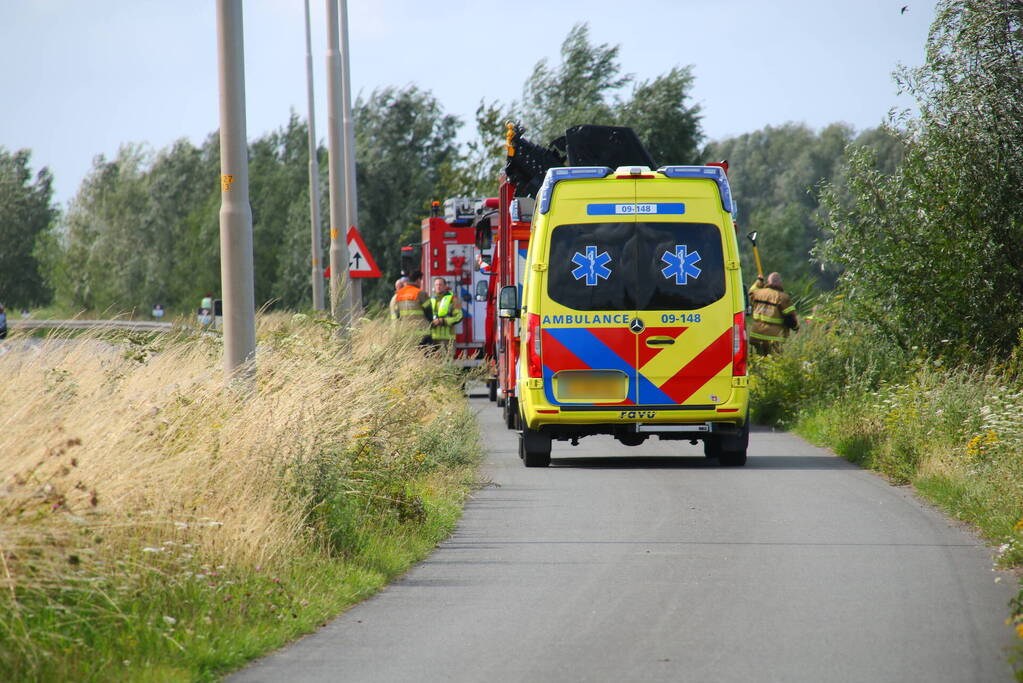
[{"left": 901, "top": 5, "right": 909, "bottom": 13}]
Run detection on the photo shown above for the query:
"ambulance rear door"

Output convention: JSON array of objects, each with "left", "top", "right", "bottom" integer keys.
[{"left": 631, "top": 179, "right": 734, "bottom": 408}]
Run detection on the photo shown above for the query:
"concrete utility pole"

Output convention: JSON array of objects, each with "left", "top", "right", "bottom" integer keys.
[
  {"left": 339, "top": 0, "right": 361, "bottom": 311},
  {"left": 304, "top": 0, "right": 324, "bottom": 311},
  {"left": 325, "top": 0, "right": 353, "bottom": 328},
  {"left": 215, "top": 0, "right": 256, "bottom": 375}
]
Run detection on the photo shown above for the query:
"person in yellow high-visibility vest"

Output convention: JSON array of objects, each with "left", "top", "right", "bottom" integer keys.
[
  {"left": 748, "top": 272, "right": 798, "bottom": 354},
  {"left": 429, "top": 277, "right": 463, "bottom": 358}
]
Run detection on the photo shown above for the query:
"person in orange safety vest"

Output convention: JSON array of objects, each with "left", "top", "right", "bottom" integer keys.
[
  {"left": 391, "top": 271, "right": 432, "bottom": 343},
  {"left": 748, "top": 272, "right": 798, "bottom": 355}
]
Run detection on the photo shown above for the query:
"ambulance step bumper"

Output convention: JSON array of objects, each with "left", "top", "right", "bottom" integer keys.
[
  {"left": 635, "top": 422, "right": 740, "bottom": 434},
  {"left": 636, "top": 423, "right": 710, "bottom": 433}
]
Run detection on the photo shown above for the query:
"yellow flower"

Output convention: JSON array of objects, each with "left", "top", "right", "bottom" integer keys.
[{"left": 1016, "top": 622, "right": 1023, "bottom": 639}]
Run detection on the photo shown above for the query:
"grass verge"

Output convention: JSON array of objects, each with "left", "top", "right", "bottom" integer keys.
[{"left": 0, "top": 314, "right": 482, "bottom": 681}]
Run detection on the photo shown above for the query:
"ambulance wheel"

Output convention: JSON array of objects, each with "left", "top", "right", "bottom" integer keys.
[
  {"left": 520, "top": 427, "right": 551, "bottom": 468},
  {"left": 488, "top": 380, "right": 497, "bottom": 402},
  {"left": 716, "top": 421, "right": 749, "bottom": 467},
  {"left": 504, "top": 398, "right": 519, "bottom": 430}
]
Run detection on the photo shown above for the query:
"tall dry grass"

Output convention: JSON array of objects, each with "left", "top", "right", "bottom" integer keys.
[{"left": 0, "top": 313, "right": 471, "bottom": 607}]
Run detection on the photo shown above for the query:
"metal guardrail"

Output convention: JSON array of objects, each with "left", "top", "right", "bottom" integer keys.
[{"left": 8, "top": 320, "right": 174, "bottom": 332}]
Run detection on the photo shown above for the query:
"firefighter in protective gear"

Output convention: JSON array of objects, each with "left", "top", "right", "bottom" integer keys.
[
  {"left": 392, "top": 271, "right": 432, "bottom": 342},
  {"left": 429, "top": 277, "right": 463, "bottom": 358},
  {"left": 748, "top": 272, "right": 798, "bottom": 354}
]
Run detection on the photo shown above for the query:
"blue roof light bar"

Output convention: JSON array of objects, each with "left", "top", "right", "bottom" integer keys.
[
  {"left": 537, "top": 166, "right": 613, "bottom": 214},
  {"left": 657, "top": 166, "right": 733, "bottom": 213}
]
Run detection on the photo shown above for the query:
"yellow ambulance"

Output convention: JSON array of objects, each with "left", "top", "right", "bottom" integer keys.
[{"left": 497, "top": 164, "right": 749, "bottom": 467}]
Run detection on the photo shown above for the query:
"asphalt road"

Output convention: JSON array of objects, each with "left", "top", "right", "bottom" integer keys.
[{"left": 233, "top": 397, "right": 1019, "bottom": 682}]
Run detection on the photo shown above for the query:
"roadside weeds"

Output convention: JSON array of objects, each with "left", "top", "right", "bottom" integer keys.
[{"left": 0, "top": 314, "right": 483, "bottom": 681}]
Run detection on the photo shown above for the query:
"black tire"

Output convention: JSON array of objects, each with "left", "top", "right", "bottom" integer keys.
[
  {"left": 716, "top": 420, "right": 749, "bottom": 467},
  {"left": 488, "top": 380, "right": 497, "bottom": 402},
  {"left": 703, "top": 437, "right": 722, "bottom": 459},
  {"left": 520, "top": 426, "right": 551, "bottom": 467},
  {"left": 504, "top": 397, "right": 519, "bottom": 430}
]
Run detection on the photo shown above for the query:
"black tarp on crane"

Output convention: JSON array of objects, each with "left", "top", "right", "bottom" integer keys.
[{"left": 504, "top": 124, "right": 656, "bottom": 198}]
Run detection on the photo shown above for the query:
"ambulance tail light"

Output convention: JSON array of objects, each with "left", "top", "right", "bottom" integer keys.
[
  {"left": 732, "top": 311, "right": 747, "bottom": 376},
  {"left": 525, "top": 313, "right": 542, "bottom": 378}
]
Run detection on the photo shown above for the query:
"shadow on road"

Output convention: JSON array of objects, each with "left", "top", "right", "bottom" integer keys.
[
  {"left": 552, "top": 456, "right": 712, "bottom": 469},
  {"left": 549, "top": 454, "right": 856, "bottom": 470}
]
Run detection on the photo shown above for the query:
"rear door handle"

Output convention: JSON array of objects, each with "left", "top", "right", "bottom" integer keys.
[{"left": 645, "top": 337, "right": 675, "bottom": 346}]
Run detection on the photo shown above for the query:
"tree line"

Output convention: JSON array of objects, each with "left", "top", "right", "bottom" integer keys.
[{"left": 3, "top": 10, "right": 990, "bottom": 335}]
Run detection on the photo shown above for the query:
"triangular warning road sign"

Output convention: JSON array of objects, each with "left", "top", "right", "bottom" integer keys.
[{"left": 346, "top": 226, "right": 381, "bottom": 278}]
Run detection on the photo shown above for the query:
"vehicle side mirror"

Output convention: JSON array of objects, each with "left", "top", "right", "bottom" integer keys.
[
  {"left": 498, "top": 286, "right": 519, "bottom": 318},
  {"left": 475, "top": 280, "right": 489, "bottom": 302},
  {"left": 475, "top": 221, "right": 493, "bottom": 250}
]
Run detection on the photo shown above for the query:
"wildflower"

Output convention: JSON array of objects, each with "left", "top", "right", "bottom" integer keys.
[
  {"left": 141, "top": 547, "right": 161, "bottom": 553},
  {"left": 162, "top": 616, "right": 177, "bottom": 626}
]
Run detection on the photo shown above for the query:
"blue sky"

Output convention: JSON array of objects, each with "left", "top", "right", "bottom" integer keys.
[{"left": 0, "top": 0, "right": 937, "bottom": 205}]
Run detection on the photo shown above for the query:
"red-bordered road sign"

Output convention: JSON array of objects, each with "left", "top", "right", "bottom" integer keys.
[{"left": 346, "top": 226, "right": 381, "bottom": 278}]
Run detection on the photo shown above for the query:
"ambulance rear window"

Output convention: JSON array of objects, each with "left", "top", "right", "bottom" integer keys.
[
  {"left": 547, "top": 222, "right": 725, "bottom": 311},
  {"left": 635, "top": 222, "right": 725, "bottom": 310}
]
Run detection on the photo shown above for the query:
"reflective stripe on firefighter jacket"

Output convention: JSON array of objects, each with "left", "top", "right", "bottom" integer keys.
[
  {"left": 429, "top": 292, "right": 463, "bottom": 341},
  {"left": 748, "top": 282, "right": 797, "bottom": 343},
  {"left": 392, "top": 285, "right": 431, "bottom": 328}
]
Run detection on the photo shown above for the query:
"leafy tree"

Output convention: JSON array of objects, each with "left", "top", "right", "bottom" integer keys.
[
  {"left": 0, "top": 148, "right": 57, "bottom": 306},
  {"left": 162, "top": 134, "right": 221, "bottom": 308},
  {"left": 620, "top": 66, "right": 702, "bottom": 165},
  {"left": 520, "top": 24, "right": 627, "bottom": 143},
  {"left": 248, "top": 113, "right": 317, "bottom": 309},
  {"left": 56, "top": 145, "right": 152, "bottom": 311},
  {"left": 353, "top": 85, "right": 460, "bottom": 305},
  {"left": 443, "top": 100, "right": 513, "bottom": 198},
  {"left": 704, "top": 123, "right": 851, "bottom": 288},
  {"left": 496, "top": 24, "right": 704, "bottom": 171},
  {"left": 818, "top": 0, "right": 1023, "bottom": 358},
  {"left": 143, "top": 138, "right": 219, "bottom": 308},
  {"left": 50, "top": 140, "right": 222, "bottom": 313},
  {"left": 703, "top": 123, "right": 903, "bottom": 289}
]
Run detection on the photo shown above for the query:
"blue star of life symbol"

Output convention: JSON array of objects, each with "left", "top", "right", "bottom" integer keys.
[
  {"left": 661, "top": 244, "right": 702, "bottom": 285},
  {"left": 571, "top": 245, "right": 612, "bottom": 286}
]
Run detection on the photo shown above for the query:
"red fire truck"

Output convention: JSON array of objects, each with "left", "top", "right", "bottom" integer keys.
[
  {"left": 473, "top": 178, "right": 533, "bottom": 427},
  {"left": 419, "top": 197, "right": 499, "bottom": 366}
]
